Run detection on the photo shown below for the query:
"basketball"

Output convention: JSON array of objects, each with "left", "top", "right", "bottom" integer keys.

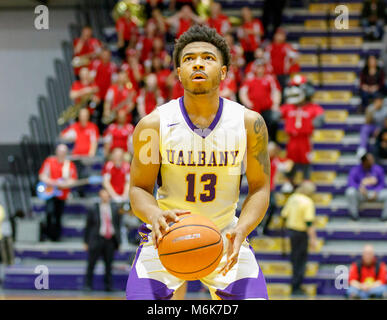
[{"left": 157, "top": 214, "right": 224, "bottom": 280}]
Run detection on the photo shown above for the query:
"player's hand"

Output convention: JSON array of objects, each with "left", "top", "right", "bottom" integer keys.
[
  {"left": 151, "top": 209, "right": 190, "bottom": 249},
  {"left": 219, "top": 227, "right": 246, "bottom": 276}
]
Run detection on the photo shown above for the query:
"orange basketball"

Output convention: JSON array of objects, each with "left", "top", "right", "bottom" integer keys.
[{"left": 157, "top": 214, "right": 224, "bottom": 280}]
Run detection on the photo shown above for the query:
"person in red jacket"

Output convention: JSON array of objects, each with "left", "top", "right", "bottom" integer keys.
[
  {"left": 239, "top": 59, "right": 281, "bottom": 142},
  {"left": 39, "top": 144, "right": 78, "bottom": 241},
  {"left": 103, "top": 109, "right": 135, "bottom": 157},
  {"left": 102, "top": 148, "right": 131, "bottom": 202},
  {"left": 72, "top": 26, "right": 102, "bottom": 78},
  {"left": 166, "top": 5, "right": 204, "bottom": 39},
  {"left": 265, "top": 28, "right": 299, "bottom": 91},
  {"left": 136, "top": 73, "right": 165, "bottom": 119},
  {"left": 61, "top": 108, "right": 100, "bottom": 157},
  {"left": 280, "top": 75, "right": 324, "bottom": 193},
  {"left": 237, "top": 7, "right": 264, "bottom": 64},
  {"left": 69, "top": 67, "right": 100, "bottom": 116},
  {"left": 347, "top": 244, "right": 386, "bottom": 299},
  {"left": 103, "top": 71, "right": 137, "bottom": 125},
  {"left": 116, "top": 9, "right": 139, "bottom": 60},
  {"left": 207, "top": 2, "right": 231, "bottom": 36}
]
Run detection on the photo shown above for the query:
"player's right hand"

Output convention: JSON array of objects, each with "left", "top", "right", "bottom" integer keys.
[{"left": 151, "top": 209, "right": 190, "bottom": 249}]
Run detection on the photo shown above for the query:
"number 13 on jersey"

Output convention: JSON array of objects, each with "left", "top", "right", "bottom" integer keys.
[{"left": 185, "top": 173, "right": 217, "bottom": 203}]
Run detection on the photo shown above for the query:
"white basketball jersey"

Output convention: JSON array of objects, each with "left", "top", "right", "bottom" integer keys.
[{"left": 156, "top": 97, "right": 247, "bottom": 230}]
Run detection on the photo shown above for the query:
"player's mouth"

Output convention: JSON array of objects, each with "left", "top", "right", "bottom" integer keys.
[{"left": 191, "top": 72, "right": 207, "bottom": 82}]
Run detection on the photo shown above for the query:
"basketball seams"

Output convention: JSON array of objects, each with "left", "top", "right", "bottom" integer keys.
[
  {"left": 159, "top": 236, "right": 222, "bottom": 256},
  {"left": 163, "top": 242, "right": 224, "bottom": 276},
  {"left": 162, "top": 223, "right": 222, "bottom": 239}
]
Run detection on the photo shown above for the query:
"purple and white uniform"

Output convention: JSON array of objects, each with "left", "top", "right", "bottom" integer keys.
[{"left": 126, "top": 97, "right": 268, "bottom": 300}]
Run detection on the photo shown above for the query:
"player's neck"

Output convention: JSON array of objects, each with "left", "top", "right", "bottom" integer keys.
[{"left": 183, "top": 90, "right": 220, "bottom": 118}]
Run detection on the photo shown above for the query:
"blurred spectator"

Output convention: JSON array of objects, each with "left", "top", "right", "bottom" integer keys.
[
  {"left": 151, "top": 56, "right": 172, "bottom": 100},
  {"left": 261, "top": 0, "right": 287, "bottom": 40},
  {"left": 280, "top": 75, "right": 324, "bottom": 193},
  {"left": 374, "top": 117, "right": 387, "bottom": 160},
  {"left": 361, "top": 0, "right": 386, "bottom": 41},
  {"left": 0, "top": 204, "right": 14, "bottom": 283},
  {"left": 237, "top": 7, "right": 264, "bottom": 64},
  {"left": 224, "top": 33, "right": 244, "bottom": 87},
  {"left": 89, "top": 48, "right": 118, "bottom": 131},
  {"left": 168, "top": 73, "right": 185, "bottom": 99},
  {"left": 356, "top": 93, "right": 387, "bottom": 157},
  {"left": 166, "top": 5, "right": 204, "bottom": 39},
  {"left": 84, "top": 189, "right": 122, "bottom": 292},
  {"left": 347, "top": 244, "right": 386, "bottom": 299},
  {"left": 144, "top": 0, "right": 165, "bottom": 19},
  {"left": 136, "top": 73, "right": 165, "bottom": 119},
  {"left": 281, "top": 181, "right": 318, "bottom": 296},
  {"left": 103, "top": 109, "right": 135, "bottom": 157},
  {"left": 102, "top": 148, "right": 131, "bottom": 202},
  {"left": 121, "top": 49, "right": 145, "bottom": 94},
  {"left": 257, "top": 142, "right": 290, "bottom": 235},
  {"left": 116, "top": 9, "right": 139, "bottom": 61},
  {"left": 145, "top": 37, "right": 171, "bottom": 73},
  {"left": 137, "top": 22, "right": 159, "bottom": 63},
  {"left": 72, "top": 26, "right": 102, "bottom": 78},
  {"left": 265, "top": 28, "right": 299, "bottom": 91},
  {"left": 38, "top": 144, "right": 78, "bottom": 241},
  {"left": 146, "top": 8, "right": 168, "bottom": 37},
  {"left": 220, "top": 71, "right": 237, "bottom": 101},
  {"left": 345, "top": 152, "right": 387, "bottom": 221},
  {"left": 103, "top": 71, "right": 136, "bottom": 126},
  {"left": 207, "top": 2, "right": 231, "bottom": 36},
  {"left": 359, "top": 55, "right": 385, "bottom": 113},
  {"left": 169, "top": 0, "right": 198, "bottom": 12},
  {"left": 61, "top": 108, "right": 99, "bottom": 157},
  {"left": 239, "top": 59, "right": 281, "bottom": 142},
  {"left": 69, "top": 67, "right": 100, "bottom": 116},
  {"left": 245, "top": 47, "right": 274, "bottom": 77}
]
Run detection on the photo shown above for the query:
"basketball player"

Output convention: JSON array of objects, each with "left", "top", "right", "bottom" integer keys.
[{"left": 126, "top": 25, "right": 270, "bottom": 300}]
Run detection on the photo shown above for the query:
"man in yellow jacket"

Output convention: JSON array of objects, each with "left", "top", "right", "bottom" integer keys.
[{"left": 281, "top": 181, "right": 318, "bottom": 296}]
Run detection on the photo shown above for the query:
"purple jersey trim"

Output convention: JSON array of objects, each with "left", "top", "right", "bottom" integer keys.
[
  {"left": 126, "top": 225, "right": 175, "bottom": 300},
  {"left": 214, "top": 266, "right": 268, "bottom": 300},
  {"left": 179, "top": 96, "right": 224, "bottom": 138}
]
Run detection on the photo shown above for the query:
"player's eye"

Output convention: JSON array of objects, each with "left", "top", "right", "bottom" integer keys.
[
  {"left": 205, "top": 56, "right": 214, "bottom": 60},
  {"left": 184, "top": 57, "right": 193, "bottom": 62}
]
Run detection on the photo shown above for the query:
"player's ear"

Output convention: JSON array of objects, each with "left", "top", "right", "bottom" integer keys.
[
  {"left": 220, "top": 66, "right": 227, "bottom": 81},
  {"left": 177, "top": 67, "right": 182, "bottom": 82}
]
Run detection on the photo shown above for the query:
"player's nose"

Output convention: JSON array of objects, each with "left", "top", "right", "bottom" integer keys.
[{"left": 192, "top": 57, "right": 205, "bottom": 70}]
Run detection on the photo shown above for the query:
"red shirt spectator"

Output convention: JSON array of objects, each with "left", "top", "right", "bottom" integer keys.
[
  {"left": 237, "top": 15, "right": 264, "bottom": 53},
  {"left": 121, "top": 55, "right": 145, "bottom": 94},
  {"left": 171, "top": 78, "right": 185, "bottom": 99},
  {"left": 220, "top": 73, "right": 237, "bottom": 101},
  {"left": 104, "top": 122, "right": 134, "bottom": 153},
  {"left": 156, "top": 68, "right": 172, "bottom": 100},
  {"left": 281, "top": 102, "right": 324, "bottom": 164},
  {"left": 207, "top": 13, "right": 231, "bottom": 36},
  {"left": 61, "top": 121, "right": 100, "bottom": 156},
  {"left": 39, "top": 156, "right": 77, "bottom": 200},
  {"left": 116, "top": 15, "right": 138, "bottom": 42},
  {"left": 102, "top": 160, "right": 131, "bottom": 196},
  {"left": 266, "top": 29, "right": 299, "bottom": 76},
  {"left": 241, "top": 74, "right": 279, "bottom": 113},
  {"left": 105, "top": 82, "right": 136, "bottom": 124},
  {"left": 349, "top": 260, "right": 386, "bottom": 284},
  {"left": 73, "top": 27, "right": 101, "bottom": 76},
  {"left": 70, "top": 81, "right": 99, "bottom": 104},
  {"left": 89, "top": 55, "right": 118, "bottom": 100}
]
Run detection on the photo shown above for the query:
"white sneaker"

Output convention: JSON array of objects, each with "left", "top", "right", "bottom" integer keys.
[{"left": 281, "top": 182, "right": 294, "bottom": 194}]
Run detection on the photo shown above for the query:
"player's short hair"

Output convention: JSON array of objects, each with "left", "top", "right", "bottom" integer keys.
[{"left": 173, "top": 24, "right": 231, "bottom": 70}]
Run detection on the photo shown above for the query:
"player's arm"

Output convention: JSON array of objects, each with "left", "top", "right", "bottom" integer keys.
[
  {"left": 129, "top": 111, "right": 189, "bottom": 247},
  {"left": 221, "top": 109, "right": 270, "bottom": 275}
]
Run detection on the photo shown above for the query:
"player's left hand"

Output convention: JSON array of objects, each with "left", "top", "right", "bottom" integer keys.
[{"left": 219, "top": 227, "right": 246, "bottom": 276}]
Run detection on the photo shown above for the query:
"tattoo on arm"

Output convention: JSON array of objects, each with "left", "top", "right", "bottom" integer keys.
[{"left": 252, "top": 116, "right": 271, "bottom": 176}]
